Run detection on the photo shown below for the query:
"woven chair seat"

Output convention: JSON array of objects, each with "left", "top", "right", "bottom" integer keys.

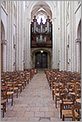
[
  {"left": 62, "top": 110, "right": 72, "bottom": 117},
  {"left": 7, "top": 91, "right": 14, "bottom": 95},
  {"left": 18, "top": 84, "right": 22, "bottom": 86},
  {"left": 14, "top": 87, "right": 18, "bottom": 90}
]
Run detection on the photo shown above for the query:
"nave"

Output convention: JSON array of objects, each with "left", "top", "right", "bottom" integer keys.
[
  {"left": 1, "top": 1, "right": 81, "bottom": 121},
  {"left": 1, "top": 69, "right": 81, "bottom": 122},
  {"left": 1, "top": 70, "right": 62, "bottom": 122}
]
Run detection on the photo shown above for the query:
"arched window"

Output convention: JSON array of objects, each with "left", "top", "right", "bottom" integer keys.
[
  {"left": 36, "top": 14, "right": 47, "bottom": 24},
  {"left": 2, "top": 1, "right": 6, "bottom": 9}
]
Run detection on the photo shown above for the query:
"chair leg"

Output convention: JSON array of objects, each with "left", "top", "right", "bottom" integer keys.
[
  {"left": 62, "top": 115, "right": 64, "bottom": 121},
  {"left": 2, "top": 109, "right": 4, "bottom": 118},
  {"left": 52, "top": 90, "right": 54, "bottom": 100},
  {"left": 11, "top": 94, "right": 13, "bottom": 106},
  {"left": 60, "top": 103, "right": 62, "bottom": 118},
  {"left": 19, "top": 86, "right": 22, "bottom": 93},
  {"left": 4, "top": 103, "right": 6, "bottom": 112},
  {"left": 16, "top": 89, "right": 18, "bottom": 98},
  {"left": 1, "top": 106, "right": 4, "bottom": 118},
  {"left": 72, "top": 117, "right": 74, "bottom": 121},
  {"left": 25, "top": 80, "right": 26, "bottom": 86},
  {"left": 55, "top": 97, "right": 57, "bottom": 108}
]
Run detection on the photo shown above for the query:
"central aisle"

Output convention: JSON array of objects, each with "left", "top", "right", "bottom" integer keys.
[{"left": 2, "top": 71, "right": 62, "bottom": 122}]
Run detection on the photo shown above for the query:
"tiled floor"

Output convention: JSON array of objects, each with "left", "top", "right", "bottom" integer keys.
[{"left": 1, "top": 71, "right": 62, "bottom": 122}]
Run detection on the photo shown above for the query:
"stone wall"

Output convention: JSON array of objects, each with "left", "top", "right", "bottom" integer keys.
[{"left": 0, "top": 1, "right": 81, "bottom": 72}]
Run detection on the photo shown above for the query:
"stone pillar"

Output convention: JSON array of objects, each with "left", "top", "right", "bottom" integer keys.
[
  {"left": 59, "top": 2, "right": 62, "bottom": 70},
  {"left": 2, "top": 40, "right": 7, "bottom": 71},
  {"left": 16, "top": 1, "right": 25, "bottom": 71},
  {"left": 22, "top": 2, "right": 25, "bottom": 70},
  {"left": 0, "top": 2, "right": 1, "bottom": 100},
  {"left": 18, "top": 2, "right": 22, "bottom": 70},
  {"left": 76, "top": 39, "right": 81, "bottom": 72},
  {"left": 51, "top": 3, "right": 58, "bottom": 69},
  {"left": 60, "top": 1, "right": 65, "bottom": 71},
  {"left": 24, "top": 4, "right": 31, "bottom": 69},
  {"left": 16, "top": 1, "right": 19, "bottom": 70},
  {"left": 64, "top": 2, "right": 67, "bottom": 70},
  {"left": 52, "top": 18, "right": 56, "bottom": 69},
  {"left": 0, "top": 5, "right": 1, "bottom": 76},
  {"left": 7, "top": 1, "right": 13, "bottom": 71},
  {"left": 0, "top": 2, "right": 1, "bottom": 118},
  {"left": 69, "top": 1, "right": 73, "bottom": 71},
  {"left": 25, "top": 17, "right": 31, "bottom": 69}
]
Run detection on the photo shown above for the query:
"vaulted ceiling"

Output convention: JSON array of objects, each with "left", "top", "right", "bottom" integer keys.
[{"left": 31, "top": 1, "right": 52, "bottom": 20}]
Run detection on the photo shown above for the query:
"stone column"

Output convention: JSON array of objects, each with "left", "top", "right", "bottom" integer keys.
[
  {"left": 22, "top": 2, "right": 25, "bottom": 70},
  {"left": 24, "top": 4, "right": 31, "bottom": 69},
  {"left": 2, "top": 40, "right": 7, "bottom": 71},
  {"left": 52, "top": 18, "right": 56, "bottom": 69},
  {"left": 0, "top": 5, "right": 2, "bottom": 110},
  {"left": 7, "top": 1, "right": 13, "bottom": 71},
  {"left": 25, "top": 17, "right": 31, "bottom": 69},
  {"left": 76, "top": 39, "right": 81, "bottom": 72},
  {"left": 69, "top": 1, "right": 73, "bottom": 71},
  {"left": 64, "top": 2, "right": 67, "bottom": 70},
  {"left": 16, "top": 1, "right": 19, "bottom": 70},
  {"left": 60, "top": 1, "right": 65, "bottom": 71},
  {"left": 0, "top": 2, "right": 1, "bottom": 76},
  {"left": 52, "top": 3, "right": 59, "bottom": 69},
  {"left": 18, "top": 2, "right": 22, "bottom": 70},
  {"left": 16, "top": 1, "right": 25, "bottom": 71}
]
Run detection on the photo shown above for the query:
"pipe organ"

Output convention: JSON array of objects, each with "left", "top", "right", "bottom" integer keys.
[{"left": 31, "top": 16, "right": 52, "bottom": 48}]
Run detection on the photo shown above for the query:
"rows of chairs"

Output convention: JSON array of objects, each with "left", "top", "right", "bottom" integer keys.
[
  {"left": 45, "top": 69, "right": 81, "bottom": 121},
  {"left": 1, "top": 68, "right": 37, "bottom": 118}
]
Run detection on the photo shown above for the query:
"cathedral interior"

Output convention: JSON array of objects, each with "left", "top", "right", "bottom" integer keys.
[{"left": 1, "top": 1, "right": 81, "bottom": 122}]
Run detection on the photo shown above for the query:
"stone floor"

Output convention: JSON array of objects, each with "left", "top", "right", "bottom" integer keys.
[{"left": 1, "top": 71, "right": 63, "bottom": 122}]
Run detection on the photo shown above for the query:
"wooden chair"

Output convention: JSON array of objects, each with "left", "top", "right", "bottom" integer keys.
[
  {"left": 72, "top": 103, "right": 81, "bottom": 121},
  {"left": 1, "top": 86, "right": 7, "bottom": 117},
  {"left": 25, "top": 71, "right": 30, "bottom": 84},
  {"left": 60, "top": 93, "right": 75, "bottom": 120},
  {"left": 75, "top": 82, "right": 81, "bottom": 99},
  {"left": 6, "top": 82, "right": 14, "bottom": 106},
  {"left": 16, "top": 76, "right": 23, "bottom": 93},
  {"left": 12, "top": 82, "right": 19, "bottom": 98},
  {"left": 1, "top": 105, "right": 5, "bottom": 118},
  {"left": 53, "top": 82, "right": 66, "bottom": 108}
]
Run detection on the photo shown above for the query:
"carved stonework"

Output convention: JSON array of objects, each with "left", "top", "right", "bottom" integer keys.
[
  {"left": 13, "top": 44, "right": 16, "bottom": 49},
  {"left": 2, "top": 1, "right": 6, "bottom": 9},
  {"left": 75, "top": 38, "right": 81, "bottom": 43},
  {"left": 1, "top": 40, "right": 7, "bottom": 45}
]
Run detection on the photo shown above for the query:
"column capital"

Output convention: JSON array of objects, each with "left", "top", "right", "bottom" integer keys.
[
  {"left": 1, "top": 40, "right": 7, "bottom": 45},
  {"left": 75, "top": 38, "right": 81, "bottom": 43}
]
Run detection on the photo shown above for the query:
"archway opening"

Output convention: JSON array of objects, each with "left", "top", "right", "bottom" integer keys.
[
  {"left": 76, "top": 20, "right": 81, "bottom": 73},
  {"left": 31, "top": 1, "right": 52, "bottom": 21},
  {"left": 1, "top": 21, "right": 5, "bottom": 72},
  {"left": 31, "top": 2, "right": 52, "bottom": 69},
  {"left": 35, "top": 51, "right": 48, "bottom": 69},
  {"left": 31, "top": 48, "right": 51, "bottom": 69}
]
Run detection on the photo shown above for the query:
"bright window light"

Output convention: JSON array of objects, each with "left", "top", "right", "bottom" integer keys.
[{"left": 37, "top": 15, "right": 46, "bottom": 24}]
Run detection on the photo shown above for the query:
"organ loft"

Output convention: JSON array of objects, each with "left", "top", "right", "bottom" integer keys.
[{"left": 31, "top": 16, "right": 52, "bottom": 48}]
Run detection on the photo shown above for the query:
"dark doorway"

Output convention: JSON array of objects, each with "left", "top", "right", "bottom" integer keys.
[{"left": 35, "top": 52, "right": 48, "bottom": 68}]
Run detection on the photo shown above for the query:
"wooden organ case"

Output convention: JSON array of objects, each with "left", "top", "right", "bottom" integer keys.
[{"left": 31, "top": 16, "right": 52, "bottom": 48}]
